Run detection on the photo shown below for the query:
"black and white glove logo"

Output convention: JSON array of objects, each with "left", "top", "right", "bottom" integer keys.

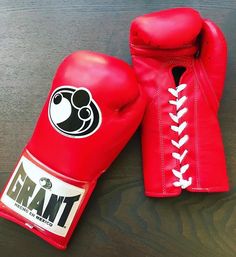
[
  {"left": 39, "top": 177, "right": 52, "bottom": 189},
  {"left": 49, "top": 86, "right": 101, "bottom": 138}
]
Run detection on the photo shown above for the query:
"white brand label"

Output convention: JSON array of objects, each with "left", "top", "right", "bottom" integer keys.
[{"left": 1, "top": 156, "right": 85, "bottom": 237}]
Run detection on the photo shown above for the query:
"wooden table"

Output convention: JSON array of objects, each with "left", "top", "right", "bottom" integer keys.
[{"left": 0, "top": 1, "right": 235, "bottom": 256}]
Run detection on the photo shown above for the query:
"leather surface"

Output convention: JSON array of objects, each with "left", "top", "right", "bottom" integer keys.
[
  {"left": 130, "top": 8, "right": 229, "bottom": 197},
  {"left": 0, "top": 51, "right": 145, "bottom": 249}
]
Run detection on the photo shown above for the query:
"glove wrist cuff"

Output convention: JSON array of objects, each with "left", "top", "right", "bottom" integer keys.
[{"left": 0, "top": 150, "right": 96, "bottom": 249}]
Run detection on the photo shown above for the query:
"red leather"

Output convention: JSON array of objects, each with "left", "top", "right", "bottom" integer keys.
[
  {"left": 130, "top": 8, "right": 229, "bottom": 197},
  {"left": 0, "top": 50, "right": 145, "bottom": 249}
]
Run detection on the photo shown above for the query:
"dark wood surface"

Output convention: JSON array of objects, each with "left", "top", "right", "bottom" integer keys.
[{"left": 0, "top": 1, "right": 236, "bottom": 256}]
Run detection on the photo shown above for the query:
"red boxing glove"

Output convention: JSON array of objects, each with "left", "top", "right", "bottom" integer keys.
[
  {"left": 0, "top": 51, "right": 145, "bottom": 249},
  {"left": 130, "top": 8, "right": 229, "bottom": 197}
]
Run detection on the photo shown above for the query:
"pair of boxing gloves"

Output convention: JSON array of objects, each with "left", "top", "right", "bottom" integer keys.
[{"left": 0, "top": 8, "right": 229, "bottom": 249}]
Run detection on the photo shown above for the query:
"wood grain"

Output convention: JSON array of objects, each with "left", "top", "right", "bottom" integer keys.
[{"left": 0, "top": 1, "right": 236, "bottom": 256}]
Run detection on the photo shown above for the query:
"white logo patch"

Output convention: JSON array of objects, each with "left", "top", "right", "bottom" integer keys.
[{"left": 1, "top": 155, "right": 85, "bottom": 237}]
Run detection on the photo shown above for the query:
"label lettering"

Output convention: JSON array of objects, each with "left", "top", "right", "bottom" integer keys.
[
  {"left": 42, "top": 194, "right": 64, "bottom": 223},
  {"left": 7, "top": 163, "right": 26, "bottom": 200},
  {"left": 1, "top": 156, "right": 85, "bottom": 236}
]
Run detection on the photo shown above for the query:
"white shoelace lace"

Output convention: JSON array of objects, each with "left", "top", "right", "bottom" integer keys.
[{"left": 168, "top": 83, "right": 192, "bottom": 189}]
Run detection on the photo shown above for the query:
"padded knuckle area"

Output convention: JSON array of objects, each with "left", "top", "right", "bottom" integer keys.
[
  {"left": 130, "top": 7, "right": 203, "bottom": 49},
  {"left": 55, "top": 50, "right": 141, "bottom": 111}
]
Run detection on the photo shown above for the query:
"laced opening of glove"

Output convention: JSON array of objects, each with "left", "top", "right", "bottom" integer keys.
[{"left": 168, "top": 67, "right": 192, "bottom": 189}]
